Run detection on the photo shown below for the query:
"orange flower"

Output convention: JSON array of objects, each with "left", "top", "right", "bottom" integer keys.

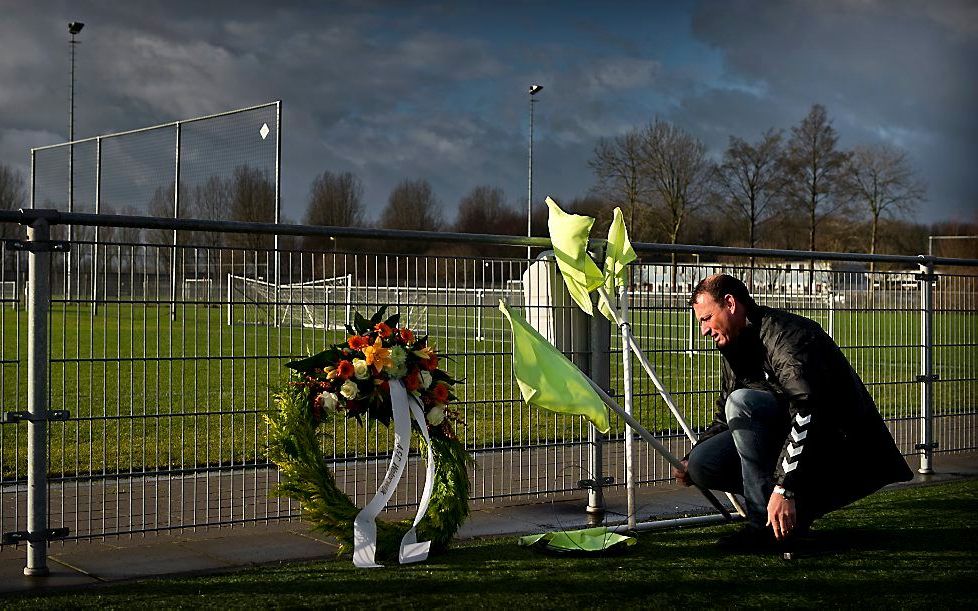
[
  {"left": 399, "top": 327, "right": 415, "bottom": 344},
  {"left": 336, "top": 360, "right": 354, "bottom": 379},
  {"left": 362, "top": 336, "right": 393, "bottom": 373},
  {"left": 348, "top": 335, "right": 370, "bottom": 351},
  {"left": 374, "top": 322, "right": 393, "bottom": 338}
]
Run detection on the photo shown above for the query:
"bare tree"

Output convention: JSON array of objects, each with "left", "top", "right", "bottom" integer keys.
[
  {"left": 305, "top": 171, "right": 365, "bottom": 228},
  {"left": 455, "top": 186, "right": 521, "bottom": 235},
  {"left": 589, "top": 130, "right": 654, "bottom": 239},
  {"left": 0, "top": 164, "right": 26, "bottom": 238},
  {"left": 228, "top": 165, "right": 275, "bottom": 252},
  {"left": 714, "top": 129, "right": 786, "bottom": 281},
  {"left": 642, "top": 119, "right": 711, "bottom": 286},
  {"left": 303, "top": 171, "right": 365, "bottom": 252},
  {"left": 378, "top": 179, "right": 445, "bottom": 254},
  {"left": 784, "top": 105, "right": 850, "bottom": 290},
  {"left": 843, "top": 144, "right": 926, "bottom": 270}
]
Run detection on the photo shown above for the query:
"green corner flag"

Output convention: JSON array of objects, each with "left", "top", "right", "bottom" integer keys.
[
  {"left": 598, "top": 206, "right": 637, "bottom": 321},
  {"left": 545, "top": 197, "right": 604, "bottom": 316},
  {"left": 499, "top": 300, "right": 610, "bottom": 433}
]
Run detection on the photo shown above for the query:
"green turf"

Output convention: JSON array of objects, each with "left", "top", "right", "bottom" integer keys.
[
  {"left": 1, "top": 302, "right": 975, "bottom": 479},
  {"left": 2, "top": 478, "right": 976, "bottom": 608}
]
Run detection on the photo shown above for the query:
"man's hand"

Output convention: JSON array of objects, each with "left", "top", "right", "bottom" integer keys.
[
  {"left": 766, "top": 492, "right": 797, "bottom": 540},
  {"left": 672, "top": 459, "right": 692, "bottom": 487}
]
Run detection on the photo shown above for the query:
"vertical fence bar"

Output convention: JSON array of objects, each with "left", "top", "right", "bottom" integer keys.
[
  {"left": 23, "top": 216, "right": 52, "bottom": 576},
  {"left": 917, "top": 258, "right": 935, "bottom": 474}
]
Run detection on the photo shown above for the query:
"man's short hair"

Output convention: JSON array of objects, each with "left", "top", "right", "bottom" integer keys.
[{"left": 688, "top": 274, "right": 757, "bottom": 311}]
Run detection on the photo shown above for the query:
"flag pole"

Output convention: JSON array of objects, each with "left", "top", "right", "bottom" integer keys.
[
  {"left": 582, "top": 374, "right": 732, "bottom": 520},
  {"left": 598, "top": 285, "right": 748, "bottom": 518}
]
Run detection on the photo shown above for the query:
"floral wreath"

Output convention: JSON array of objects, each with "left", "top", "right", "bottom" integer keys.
[{"left": 266, "top": 307, "right": 471, "bottom": 560}]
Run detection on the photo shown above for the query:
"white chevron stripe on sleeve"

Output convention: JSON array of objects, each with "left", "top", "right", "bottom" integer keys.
[
  {"left": 787, "top": 443, "right": 803, "bottom": 457},
  {"left": 791, "top": 428, "right": 808, "bottom": 443},
  {"left": 782, "top": 458, "right": 798, "bottom": 473},
  {"left": 795, "top": 413, "right": 811, "bottom": 426}
]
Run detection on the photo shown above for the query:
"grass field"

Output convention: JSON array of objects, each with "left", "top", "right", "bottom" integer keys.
[
  {"left": 2, "top": 477, "right": 976, "bottom": 608},
  {"left": 1, "top": 301, "right": 975, "bottom": 479}
]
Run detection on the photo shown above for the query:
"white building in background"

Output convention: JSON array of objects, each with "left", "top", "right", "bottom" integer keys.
[{"left": 634, "top": 260, "right": 873, "bottom": 294}]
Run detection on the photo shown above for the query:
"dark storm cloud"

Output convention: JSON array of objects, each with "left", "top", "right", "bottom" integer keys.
[
  {"left": 1, "top": 1, "right": 973, "bottom": 225},
  {"left": 687, "top": 0, "right": 978, "bottom": 221}
]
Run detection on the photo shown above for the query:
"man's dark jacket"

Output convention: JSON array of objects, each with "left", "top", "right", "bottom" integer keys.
[{"left": 697, "top": 305, "right": 913, "bottom": 517}]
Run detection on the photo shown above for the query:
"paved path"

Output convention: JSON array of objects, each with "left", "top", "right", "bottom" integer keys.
[{"left": 1, "top": 452, "right": 975, "bottom": 595}]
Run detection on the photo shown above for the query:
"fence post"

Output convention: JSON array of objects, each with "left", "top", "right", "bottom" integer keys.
[
  {"left": 24, "top": 215, "right": 53, "bottom": 575},
  {"left": 917, "top": 258, "right": 936, "bottom": 474},
  {"left": 586, "top": 246, "right": 611, "bottom": 525}
]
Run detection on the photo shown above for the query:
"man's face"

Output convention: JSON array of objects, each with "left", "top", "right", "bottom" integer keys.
[{"left": 693, "top": 293, "right": 746, "bottom": 348}]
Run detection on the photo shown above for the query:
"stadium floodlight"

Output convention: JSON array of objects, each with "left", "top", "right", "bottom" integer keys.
[
  {"left": 67, "top": 20, "right": 85, "bottom": 299},
  {"left": 526, "top": 84, "right": 543, "bottom": 259},
  {"left": 68, "top": 22, "right": 84, "bottom": 35}
]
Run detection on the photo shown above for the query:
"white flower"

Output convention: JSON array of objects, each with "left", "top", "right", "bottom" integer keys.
[
  {"left": 419, "top": 370, "right": 433, "bottom": 389},
  {"left": 317, "top": 392, "right": 339, "bottom": 411},
  {"left": 426, "top": 404, "right": 446, "bottom": 426},
  {"left": 353, "top": 358, "right": 369, "bottom": 380},
  {"left": 339, "top": 380, "right": 359, "bottom": 400}
]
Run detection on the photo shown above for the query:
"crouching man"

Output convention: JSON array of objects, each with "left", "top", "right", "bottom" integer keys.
[{"left": 673, "top": 274, "right": 913, "bottom": 551}]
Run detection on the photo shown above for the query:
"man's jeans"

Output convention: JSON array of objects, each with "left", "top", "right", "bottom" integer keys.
[{"left": 686, "top": 389, "right": 789, "bottom": 529}]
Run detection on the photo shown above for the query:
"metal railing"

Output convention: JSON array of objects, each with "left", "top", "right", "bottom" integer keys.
[{"left": 0, "top": 208, "right": 975, "bottom": 575}]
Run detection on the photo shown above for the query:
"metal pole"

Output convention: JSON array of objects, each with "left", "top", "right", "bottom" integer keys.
[
  {"left": 24, "top": 217, "right": 52, "bottom": 576},
  {"left": 918, "top": 258, "right": 935, "bottom": 474},
  {"left": 526, "top": 95, "right": 535, "bottom": 260},
  {"left": 92, "top": 136, "right": 100, "bottom": 315},
  {"left": 67, "top": 30, "right": 76, "bottom": 300},
  {"left": 587, "top": 264, "right": 611, "bottom": 525},
  {"left": 170, "top": 122, "right": 180, "bottom": 320},
  {"left": 619, "top": 285, "right": 636, "bottom": 529},
  {"left": 273, "top": 101, "right": 282, "bottom": 326}
]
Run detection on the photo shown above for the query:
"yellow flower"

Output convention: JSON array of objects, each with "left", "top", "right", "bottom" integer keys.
[{"left": 363, "top": 336, "right": 393, "bottom": 373}]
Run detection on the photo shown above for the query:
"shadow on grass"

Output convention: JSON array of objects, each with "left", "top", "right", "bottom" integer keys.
[{"left": 3, "top": 479, "right": 977, "bottom": 608}]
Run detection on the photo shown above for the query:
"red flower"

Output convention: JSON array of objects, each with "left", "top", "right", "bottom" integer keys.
[
  {"left": 311, "top": 396, "right": 322, "bottom": 421},
  {"left": 422, "top": 354, "right": 439, "bottom": 371},
  {"left": 431, "top": 382, "right": 450, "bottom": 404},
  {"left": 336, "top": 360, "right": 355, "bottom": 379},
  {"left": 374, "top": 322, "right": 393, "bottom": 338},
  {"left": 348, "top": 335, "right": 370, "bottom": 350},
  {"left": 404, "top": 369, "right": 421, "bottom": 392},
  {"left": 399, "top": 327, "right": 415, "bottom": 344}
]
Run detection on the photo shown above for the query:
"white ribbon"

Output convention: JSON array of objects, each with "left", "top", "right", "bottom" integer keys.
[{"left": 352, "top": 379, "right": 436, "bottom": 568}]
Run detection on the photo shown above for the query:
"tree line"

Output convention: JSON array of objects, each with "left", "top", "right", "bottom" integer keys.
[{"left": 1, "top": 103, "right": 975, "bottom": 264}]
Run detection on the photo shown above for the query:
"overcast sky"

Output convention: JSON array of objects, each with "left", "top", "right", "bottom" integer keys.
[{"left": 1, "top": 0, "right": 975, "bottom": 226}]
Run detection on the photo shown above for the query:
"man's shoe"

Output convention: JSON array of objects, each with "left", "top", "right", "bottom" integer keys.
[{"left": 714, "top": 526, "right": 777, "bottom": 552}]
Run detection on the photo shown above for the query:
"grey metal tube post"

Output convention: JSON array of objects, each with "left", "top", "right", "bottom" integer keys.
[
  {"left": 170, "top": 122, "right": 181, "bottom": 321},
  {"left": 918, "top": 258, "right": 935, "bottom": 474},
  {"left": 24, "top": 218, "right": 52, "bottom": 576},
  {"left": 587, "top": 289, "right": 611, "bottom": 524},
  {"left": 273, "top": 100, "right": 282, "bottom": 326},
  {"left": 619, "top": 285, "right": 636, "bottom": 529}
]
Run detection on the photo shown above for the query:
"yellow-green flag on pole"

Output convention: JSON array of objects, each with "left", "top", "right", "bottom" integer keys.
[
  {"left": 598, "top": 206, "right": 637, "bottom": 321},
  {"left": 499, "top": 300, "right": 610, "bottom": 433},
  {"left": 545, "top": 197, "right": 604, "bottom": 316}
]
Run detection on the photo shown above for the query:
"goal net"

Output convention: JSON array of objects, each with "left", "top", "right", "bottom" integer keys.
[{"left": 226, "top": 273, "right": 353, "bottom": 329}]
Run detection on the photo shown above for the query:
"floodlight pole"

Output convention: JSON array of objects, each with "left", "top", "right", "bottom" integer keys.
[
  {"left": 67, "top": 22, "right": 83, "bottom": 300},
  {"left": 526, "top": 85, "right": 542, "bottom": 260}
]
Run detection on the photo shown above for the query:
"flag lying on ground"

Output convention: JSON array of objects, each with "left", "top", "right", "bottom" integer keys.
[
  {"left": 519, "top": 527, "right": 636, "bottom": 554},
  {"left": 545, "top": 197, "right": 604, "bottom": 316},
  {"left": 499, "top": 300, "right": 610, "bottom": 433},
  {"left": 598, "top": 206, "right": 636, "bottom": 321}
]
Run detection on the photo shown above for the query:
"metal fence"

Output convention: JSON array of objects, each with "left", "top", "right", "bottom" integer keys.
[{"left": 1, "top": 210, "right": 976, "bottom": 575}]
